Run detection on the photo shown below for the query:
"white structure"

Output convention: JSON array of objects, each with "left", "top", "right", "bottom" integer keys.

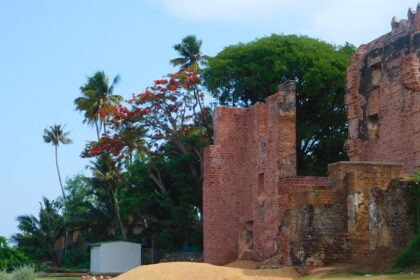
[{"left": 90, "top": 241, "right": 142, "bottom": 274}]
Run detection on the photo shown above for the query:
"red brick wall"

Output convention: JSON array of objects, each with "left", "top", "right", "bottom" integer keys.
[
  {"left": 346, "top": 10, "right": 420, "bottom": 173},
  {"left": 203, "top": 81, "right": 297, "bottom": 265}
]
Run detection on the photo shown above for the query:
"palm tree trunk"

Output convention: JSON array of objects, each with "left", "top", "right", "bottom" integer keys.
[
  {"left": 55, "top": 146, "right": 66, "bottom": 202},
  {"left": 94, "top": 121, "right": 100, "bottom": 141},
  {"left": 55, "top": 145, "right": 68, "bottom": 257},
  {"left": 112, "top": 189, "right": 127, "bottom": 240}
]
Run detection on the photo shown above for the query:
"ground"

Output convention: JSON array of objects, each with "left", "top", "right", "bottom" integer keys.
[
  {"left": 37, "top": 263, "right": 420, "bottom": 280},
  {"left": 301, "top": 273, "right": 420, "bottom": 280}
]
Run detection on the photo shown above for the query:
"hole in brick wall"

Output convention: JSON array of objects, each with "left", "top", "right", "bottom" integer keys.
[
  {"left": 258, "top": 173, "right": 265, "bottom": 194},
  {"left": 367, "top": 114, "right": 379, "bottom": 141},
  {"left": 245, "top": 221, "right": 254, "bottom": 249},
  {"left": 371, "top": 63, "right": 382, "bottom": 89}
]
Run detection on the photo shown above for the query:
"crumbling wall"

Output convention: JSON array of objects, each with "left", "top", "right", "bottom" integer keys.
[
  {"left": 203, "top": 81, "right": 297, "bottom": 265},
  {"left": 204, "top": 5, "right": 419, "bottom": 268},
  {"left": 281, "top": 162, "right": 413, "bottom": 269},
  {"left": 346, "top": 6, "right": 420, "bottom": 173}
]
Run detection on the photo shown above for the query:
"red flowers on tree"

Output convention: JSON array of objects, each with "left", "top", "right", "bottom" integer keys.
[{"left": 82, "top": 70, "right": 211, "bottom": 163}]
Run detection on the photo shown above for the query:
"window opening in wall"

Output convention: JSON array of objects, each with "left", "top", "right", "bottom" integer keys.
[
  {"left": 258, "top": 173, "right": 265, "bottom": 194},
  {"left": 367, "top": 114, "right": 379, "bottom": 141},
  {"left": 245, "top": 221, "right": 254, "bottom": 249},
  {"left": 371, "top": 63, "right": 382, "bottom": 89}
]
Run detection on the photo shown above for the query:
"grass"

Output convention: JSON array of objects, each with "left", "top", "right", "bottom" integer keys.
[
  {"left": 300, "top": 272, "right": 420, "bottom": 280},
  {"left": 37, "top": 278, "right": 80, "bottom": 280}
]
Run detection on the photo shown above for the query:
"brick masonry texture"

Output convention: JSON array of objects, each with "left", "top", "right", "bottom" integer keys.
[
  {"left": 346, "top": 6, "right": 420, "bottom": 173},
  {"left": 204, "top": 6, "right": 418, "bottom": 269}
]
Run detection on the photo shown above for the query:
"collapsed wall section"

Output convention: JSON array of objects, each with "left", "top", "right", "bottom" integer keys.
[
  {"left": 346, "top": 7, "right": 420, "bottom": 173},
  {"left": 280, "top": 162, "right": 409, "bottom": 269},
  {"left": 203, "top": 81, "right": 297, "bottom": 265}
]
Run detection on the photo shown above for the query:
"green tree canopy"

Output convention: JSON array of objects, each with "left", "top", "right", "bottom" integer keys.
[{"left": 204, "top": 34, "right": 355, "bottom": 175}]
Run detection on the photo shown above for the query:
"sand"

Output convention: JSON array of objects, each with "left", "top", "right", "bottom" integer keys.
[{"left": 114, "top": 262, "right": 299, "bottom": 280}]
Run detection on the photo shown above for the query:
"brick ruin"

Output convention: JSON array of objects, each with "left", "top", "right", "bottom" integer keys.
[
  {"left": 346, "top": 6, "right": 420, "bottom": 173},
  {"left": 203, "top": 6, "right": 419, "bottom": 268}
]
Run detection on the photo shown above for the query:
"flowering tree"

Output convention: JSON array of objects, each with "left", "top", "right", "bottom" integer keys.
[
  {"left": 79, "top": 70, "right": 208, "bottom": 160},
  {"left": 84, "top": 70, "right": 211, "bottom": 188}
]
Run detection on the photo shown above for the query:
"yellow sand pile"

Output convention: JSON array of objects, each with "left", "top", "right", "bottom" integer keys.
[
  {"left": 114, "top": 262, "right": 299, "bottom": 280},
  {"left": 225, "top": 260, "right": 261, "bottom": 270}
]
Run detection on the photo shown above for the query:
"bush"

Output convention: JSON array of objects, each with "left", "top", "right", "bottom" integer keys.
[
  {"left": 63, "top": 249, "right": 89, "bottom": 269},
  {"left": 394, "top": 173, "right": 420, "bottom": 268},
  {"left": 0, "top": 237, "right": 28, "bottom": 272},
  {"left": 10, "top": 266, "right": 35, "bottom": 280}
]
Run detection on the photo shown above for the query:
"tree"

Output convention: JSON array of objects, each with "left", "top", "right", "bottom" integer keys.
[
  {"left": 83, "top": 71, "right": 212, "bottom": 208},
  {"left": 204, "top": 35, "right": 355, "bottom": 175},
  {"left": 12, "top": 198, "right": 65, "bottom": 264},
  {"left": 75, "top": 71, "right": 123, "bottom": 139},
  {"left": 0, "top": 237, "right": 28, "bottom": 272},
  {"left": 170, "top": 35, "right": 208, "bottom": 72},
  {"left": 81, "top": 71, "right": 212, "bottom": 247},
  {"left": 84, "top": 155, "right": 127, "bottom": 241},
  {"left": 63, "top": 175, "right": 113, "bottom": 242},
  {"left": 43, "top": 124, "right": 72, "bottom": 201}
]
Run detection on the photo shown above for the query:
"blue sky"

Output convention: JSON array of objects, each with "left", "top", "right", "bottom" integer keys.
[{"left": 0, "top": 0, "right": 418, "bottom": 239}]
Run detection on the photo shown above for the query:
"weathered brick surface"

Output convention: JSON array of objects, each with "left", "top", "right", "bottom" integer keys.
[
  {"left": 346, "top": 7, "right": 420, "bottom": 173},
  {"left": 203, "top": 81, "right": 297, "bottom": 265},
  {"left": 204, "top": 6, "right": 418, "bottom": 268}
]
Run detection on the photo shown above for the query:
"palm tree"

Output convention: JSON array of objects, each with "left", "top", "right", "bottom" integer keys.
[
  {"left": 170, "top": 35, "right": 208, "bottom": 72},
  {"left": 74, "top": 71, "right": 123, "bottom": 139},
  {"left": 85, "top": 155, "right": 127, "bottom": 240},
  {"left": 43, "top": 124, "right": 72, "bottom": 202},
  {"left": 12, "top": 198, "right": 66, "bottom": 264}
]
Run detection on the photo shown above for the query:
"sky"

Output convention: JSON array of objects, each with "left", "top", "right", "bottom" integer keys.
[{"left": 0, "top": 0, "right": 418, "bottom": 240}]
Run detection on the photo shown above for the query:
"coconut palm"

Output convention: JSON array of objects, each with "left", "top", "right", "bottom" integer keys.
[
  {"left": 170, "top": 35, "right": 208, "bottom": 72},
  {"left": 12, "top": 197, "right": 65, "bottom": 264},
  {"left": 75, "top": 71, "right": 123, "bottom": 139},
  {"left": 43, "top": 124, "right": 72, "bottom": 202},
  {"left": 85, "top": 155, "right": 127, "bottom": 240}
]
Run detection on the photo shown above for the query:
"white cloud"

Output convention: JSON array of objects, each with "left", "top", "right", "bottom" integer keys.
[
  {"left": 158, "top": 0, "right": 317, "bottom": 21},
  {"left": 157, "top": 0, "right": 420, "bottom": 45},
  {"left": 305, "top": 0, "right": 419, "bottom": 45}
]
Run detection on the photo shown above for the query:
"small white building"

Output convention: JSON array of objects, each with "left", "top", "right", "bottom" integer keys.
[{"left": 90, "top": 241, "right": 142, "bottom": 274}]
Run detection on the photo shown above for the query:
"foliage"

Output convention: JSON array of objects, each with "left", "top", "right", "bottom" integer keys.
[
  {"left": 63, "top": 175, "right": 114, "bottom": 243},
  {"left": 74, "top": 71, "right": 123, "bottom": 139},
  {"left": 0, "top": 237, "right": 28, "bottom": 272},
  {"left": 204, "top": 34, "right": 355, "bottom": 175},
  {"left": 12, "top": 198, "right": 65, "bottom": 265},
  {"left": 43, "top": 124, "right": 72, "bottom": 201},
  {"left": 121, "top": 152, "right": 203, "bottom": 249},
  {"left": 62, "top": 249, "right": 89, "bottom": 269},
  {"left": 79, "top": 70, "right": 211, "bottom": 249},
  {"left": 395, "top": 235, "right": 420, "bottom": 269},
  {"left": 394, "top": 171, "right": 420, "bottom": 268},
  {"left": 170, "top": 35, "right": 208, "bottom": 72},
  {"left": 42, "top": 125, "right": 72, "bottom": 147}
]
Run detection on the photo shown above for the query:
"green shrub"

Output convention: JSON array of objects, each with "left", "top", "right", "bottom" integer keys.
[
  {"left": 0, "top": 237, "right": 29, "bottom": 272},
  {"left": 10, "top": 266, "right": 35, "bottom": 280},
  {"left": 394, "top": 173, "right": 420, "bottom": 268},
  {"left": 395, "top": 235, "right": 420, "bottom": 268},
  {"left": 63, "top": 249, "right": 89, "bottom": 269}
]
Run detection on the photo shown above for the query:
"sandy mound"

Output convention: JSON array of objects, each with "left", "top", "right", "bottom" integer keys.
[
  {"left": 225, "top": 260, "right": 261, "bottom": 269},
  {"left": 114, "top": 262, "right": 299, "bottom": 280}
]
